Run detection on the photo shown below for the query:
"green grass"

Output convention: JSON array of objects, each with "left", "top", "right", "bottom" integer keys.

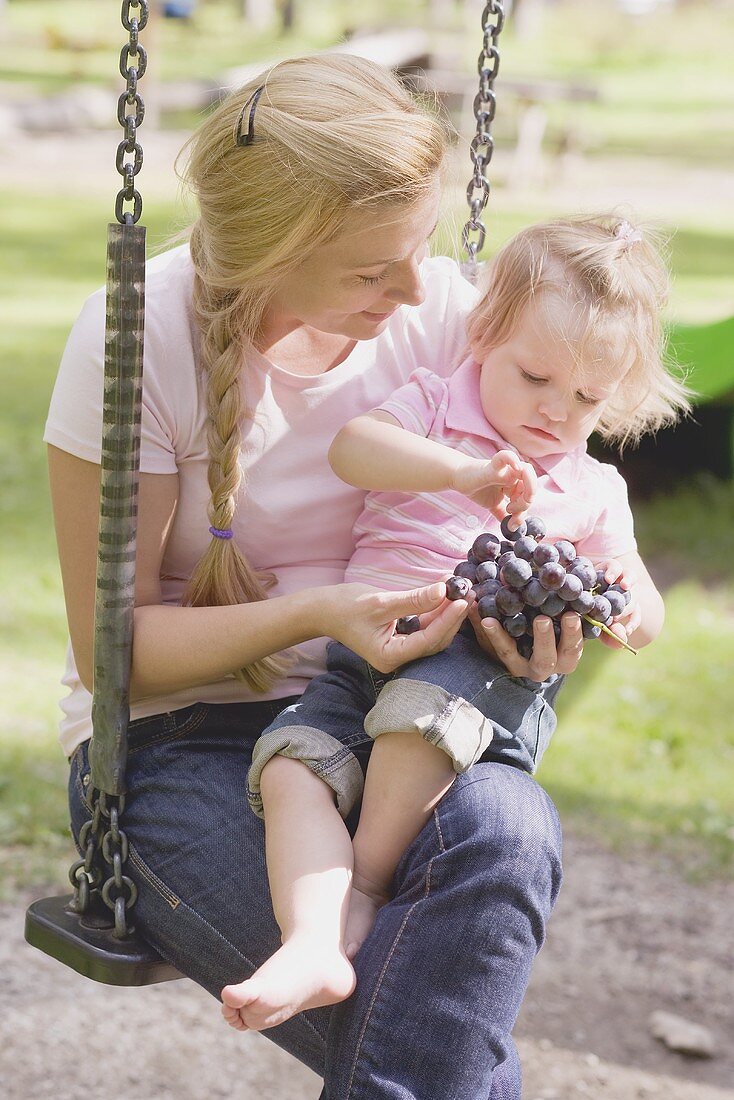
[
  {"left": 540, "top": 474, "right": 734, "bottom": 875},
  {"left": 1, "top": 180, "right": 733, "bottom": 896}
]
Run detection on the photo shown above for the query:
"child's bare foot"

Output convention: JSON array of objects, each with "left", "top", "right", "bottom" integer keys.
[
  {"left": 345, "top": 872, "right": 390, "bottom": 960},
  {"left": 220, "top": 936, "right": 356, "bottom": 1032}
]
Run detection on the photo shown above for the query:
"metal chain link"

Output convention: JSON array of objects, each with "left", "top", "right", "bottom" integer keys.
[
  {"left": 70, "top": 788, "right": 137, "bottom": 939},
  {"left": 115, "top": 1, "right": 149, "bottom": 224},
  {"left": 461, "top": 0, "right": 505, "bottom": 283}
]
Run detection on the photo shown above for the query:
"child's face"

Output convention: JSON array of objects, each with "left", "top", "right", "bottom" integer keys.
[{"left": 478, "top": 296, "right": 630, "bottom": 458}]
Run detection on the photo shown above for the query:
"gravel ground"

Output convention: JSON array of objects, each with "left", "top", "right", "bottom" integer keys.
[{"left": 3, "top": 830, "right": 732, "bottom": 1100}]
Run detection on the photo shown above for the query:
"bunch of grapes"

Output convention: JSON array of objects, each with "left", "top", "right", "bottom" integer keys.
[{"left": 396, "top": 515, "right": 634, "bottom": 657}]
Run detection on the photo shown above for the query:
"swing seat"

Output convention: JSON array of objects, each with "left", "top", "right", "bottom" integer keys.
[{"left": 25, "top": 895, "right": 182, "bottom": 986}]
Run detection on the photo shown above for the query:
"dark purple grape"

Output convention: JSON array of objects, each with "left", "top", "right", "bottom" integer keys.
[
  {"left": 533, "top": 542, "right": 559, "bottom": 567},
  {"left": 498, "top": 550, "right": 516, "bottom": 570},
  {"left": 477, "top": 594, "right": 502, "bottom": 620},
  {"left": 446, "top": 576, "right": 472, "bottom": 601},
  {"left": 472, "top": 532, "right": 501, "bottom": 563},
  {"left": 395, "top": 615, "right": 420, "bottom": 635},
  {"left": 605, "top": 590, "right": 627, "bottom": 617},
  {"left": 495, "top": 586, "right": 524, "bottom": 616},
  {"left": 592, "top": 594, "right": 612, "bottom": 621},
  {"left": 500, "top": 515, "right": 527, "bottom": 541},
  {"left": 541, "top": 593, "right": 566, "bottom": 617},
  {"left": 570, "top": 590, "right": 595, "bottom": 615},
  {"left": 552, "top": 619, "right": 563, "bottom": 641},
  {"left": 558, "top": 573, "right": 583, "bottom": 602},
  {"left": 554, "top": 540, "right": 577, "bottom": 567},
  {"left": 475, "top": 560, "right": 498, "bottom": 582},
  {"left": 538, "top": 562, "right": 566, "bottom": 591},
  {"left": 595, "top": 569, "right": 609, "bottom": 592},
  {"left": 523, "top": 578, "right": 549, "bottom": 607},
  {"left": 500, "top": 558, "right": 533, "bottom": 588},
  {"left": 467, "top": 548, "right": 478, "bottom": 565},
  {"left": 513, "top": 535, "right": 538, "bottom": 561},
  {"left": 607, "top": 583, "right": 631, "bottom": 606},
  {"left": 517, "top": 636, "right": 535, "bottom": 660},
  {"left": 473, "top": 578, "right": 501, "bottom": 601},
  {"left": 525, "top": 516, "right": 546, "bottom": 540},
  {"left": 500, "top": 540, "right": 515, "bottom": 555},
  {"left": 454, "top": 561, "right": 478, "bottom": 582},
  {"left": 582, "top": 619, "right": 602, "bottom": 640},
  {"left": 569, "top": 559, "right": 596, "bottom": 590},
  {"left": 503, "top": 613, "right": 528, "bottom": 638}
]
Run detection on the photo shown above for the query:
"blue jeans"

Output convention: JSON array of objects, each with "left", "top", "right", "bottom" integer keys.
[
  {"left": 69, "top": 699, "right": 562, "bottom": 1099},
  {"left": 248, "top": 632, "right": 564, "bottom": 820}
]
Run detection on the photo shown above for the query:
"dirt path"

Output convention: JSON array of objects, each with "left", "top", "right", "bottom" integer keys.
[{"left": 3, "top": 830, "right": 731, "bottom": 1100}]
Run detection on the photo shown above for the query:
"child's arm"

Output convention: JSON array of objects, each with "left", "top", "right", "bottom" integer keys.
[
  {"left": 329, "top": 412, "right": 536, "bottom": 521},
  {"left": 596, "top": 550, "right": 664, "bottom": 650}
]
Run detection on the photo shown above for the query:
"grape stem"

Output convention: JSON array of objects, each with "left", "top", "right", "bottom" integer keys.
[{"left": 584, "top": 615, "right": 638, "bottom": 655}]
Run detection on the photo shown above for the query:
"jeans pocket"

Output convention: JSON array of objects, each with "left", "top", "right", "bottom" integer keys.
[{"left": 127, "top": 702, "right": 211, "bottom": 754}]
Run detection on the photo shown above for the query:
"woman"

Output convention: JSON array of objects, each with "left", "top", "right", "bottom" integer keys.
[{"left": 46, "top": 55, "right": 575, "bottom": 1098}]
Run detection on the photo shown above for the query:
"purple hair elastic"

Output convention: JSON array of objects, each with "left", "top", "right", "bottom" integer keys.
[{"left": 209, "top": 525, "right": 234, "bottom": 540}]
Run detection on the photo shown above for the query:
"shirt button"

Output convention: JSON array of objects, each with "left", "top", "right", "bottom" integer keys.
[{"left": 466, "top": 515, "right": 480, "bottom": 529}]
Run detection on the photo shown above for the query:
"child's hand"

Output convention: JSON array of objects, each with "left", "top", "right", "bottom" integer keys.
[
  {"left": 595, "top": 559, "right": 641, "bottom": 650},
  {"left": 452, "top": 450, "right": 537, "bottom": 524}
]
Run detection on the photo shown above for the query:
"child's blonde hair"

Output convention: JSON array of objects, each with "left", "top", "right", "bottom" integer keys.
[
  {"left": 179, "top": 55, "right": 449, "bottom": 691},
  {"left": 466, "top": 214, "right": 691, "bottom": 449}
]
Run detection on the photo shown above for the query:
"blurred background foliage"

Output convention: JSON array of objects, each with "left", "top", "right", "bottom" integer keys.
[{"left": 1, "top": 0, "right": 732, "bottom": 897}]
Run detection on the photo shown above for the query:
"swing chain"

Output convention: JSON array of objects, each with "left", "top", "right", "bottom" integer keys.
[
  {"left": 115, "top": 0, "right": 149, "bottom": 225},
  {"left": 462, "top": 0, "right": 504, "bottom": 283},
  {"left": 70, "top": 788, "right": 138, "bottom": 939}
]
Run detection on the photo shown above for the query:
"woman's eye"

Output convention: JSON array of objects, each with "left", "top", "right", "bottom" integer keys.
[{"left": 358, "top": 272, "right": 388, "bottom": 286}]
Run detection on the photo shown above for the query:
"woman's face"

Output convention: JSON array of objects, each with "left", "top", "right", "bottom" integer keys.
[{"left": 264, "top": 180, "right": 442, "bottom": 342}]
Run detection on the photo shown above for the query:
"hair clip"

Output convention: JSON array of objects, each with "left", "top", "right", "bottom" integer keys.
[
  {"left": 235, "top": 85, "right": 265, "bottom": 147},
  {"left": 614, "top": 220, "right": 643, "bottom": 247}
]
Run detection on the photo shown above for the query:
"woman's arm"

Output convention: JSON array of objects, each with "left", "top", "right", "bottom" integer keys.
[
  {"left": 329, "top": 413, "right": 536, "bottom": 520},
  {"left": 49, "top": 447, "right": 469, "bottom": 700}
]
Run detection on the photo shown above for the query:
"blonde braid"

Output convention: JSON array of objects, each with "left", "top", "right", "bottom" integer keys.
[{"left": 184, "top": 232, "right": 289, "bottom": 691}]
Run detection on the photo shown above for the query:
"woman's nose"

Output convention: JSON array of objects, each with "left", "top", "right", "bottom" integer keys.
[{"left": 385, "top": 256, "right": 426, "bottom": 308}]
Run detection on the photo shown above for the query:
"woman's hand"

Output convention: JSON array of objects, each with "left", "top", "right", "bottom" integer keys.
[
  {"left": 323, "top": 581, "right": 469, "bottom": 674},
  {"left": 450, "top": 450, "right": 537, "bottom": 524},
  {"left": 468, "top": 602, "right": 584, "bottom": 681},
  {"left": 594, "top": 558, "right": 641, "bottom": 651}
]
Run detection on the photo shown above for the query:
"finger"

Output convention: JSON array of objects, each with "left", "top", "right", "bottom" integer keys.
[
  {"left": 603, "top": 559, "right": 624, "bottom": 584},
  {"left": 478, "top": 618, "right": 527, "bottom": 677},
  {"left": 384, "top": 581, "right": 446, "bottom": 619},
  {"left": 527, "top": 617, "right": 558, "bottom": 681},
  {"left": 599, "top": 620, "right": 628, "bottom": 650},
  {"left": 396, "top": 598, "right": 468, "bottom": 660},
  {"left": 555, "top": 613, "right": 584, "bottom": 674}
]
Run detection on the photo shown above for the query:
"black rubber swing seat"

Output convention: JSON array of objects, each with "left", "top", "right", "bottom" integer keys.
[{"left": 25, "top": 895, "right": 182, "bottom": 986}]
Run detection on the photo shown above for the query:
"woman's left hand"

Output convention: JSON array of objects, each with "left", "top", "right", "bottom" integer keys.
[
  {"left": 468, "top": 602, "right": 584, "bottom": 681},
  {"left": 595, "top": 558, "right": 641, "bottom": 650}
]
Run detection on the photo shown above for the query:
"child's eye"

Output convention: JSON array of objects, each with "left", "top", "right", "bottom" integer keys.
[
  {"left": 358, "top": 272, "right": 388, "bottom": 286},
  {"left": 520, "top": 369, "right": 546, "bottom": 385},
  {"left": 576, "top": 392, "right": 601, "bottom": 407}
]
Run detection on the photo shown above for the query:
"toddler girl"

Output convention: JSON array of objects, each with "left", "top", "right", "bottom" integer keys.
[{"left": 221, "top": 214, "right": 690, "bottom": 1032}]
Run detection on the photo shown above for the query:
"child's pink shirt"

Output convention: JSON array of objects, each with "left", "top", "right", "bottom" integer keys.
[{"left": 345, "top": 358, "right": 637, "bottom": 591}]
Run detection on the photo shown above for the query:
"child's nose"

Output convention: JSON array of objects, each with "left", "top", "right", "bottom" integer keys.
[{"left": 539, "top": 395, "right": 567, "bottom": 422}]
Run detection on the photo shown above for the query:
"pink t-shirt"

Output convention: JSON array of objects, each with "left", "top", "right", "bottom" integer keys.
[
  {"left": 345, "top": 359, "right": 637, "bottom": 591},
  {"left": 44, "top": 247, "right": 479, "bottom": 756}
]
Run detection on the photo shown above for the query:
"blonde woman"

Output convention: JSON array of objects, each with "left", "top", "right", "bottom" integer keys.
[{"left": 47, "top": 56, "right": 570, "bottom": 1098}]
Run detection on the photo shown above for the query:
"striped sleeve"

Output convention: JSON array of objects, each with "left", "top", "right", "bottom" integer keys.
[{"left": 373, "top": 369, "right": 447, "bottom": 438}]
